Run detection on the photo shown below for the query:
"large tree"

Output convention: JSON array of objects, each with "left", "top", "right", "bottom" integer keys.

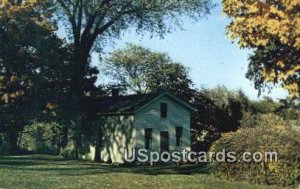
[
  {"left": 246, "top": 43, "right": 299, "bottom": 98},
  {"left": 104, "top": 44, "right": 194, "bottom": 97},
  {"left": 55, "top": 1, "right": 213, "bottom": 97},
  {"left": 191, "top": 86, "right": 250, "bottom": 151},
  {"left": 223, "top": 0, "right": 300, "bottom": 98},
  {"left": 55, "top": 0, "right": 213, "bottom": 158},
  {"left": 0, "top": 0, "right": 73, "bottom": 153},
  {"left": 55, "top": 1, "right": 213, "bottom": 109}
]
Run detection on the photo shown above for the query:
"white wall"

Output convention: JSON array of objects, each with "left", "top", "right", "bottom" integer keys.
[
  {"left": 83, "top": 115, "right": 135, "bottom": 163},
  {"left": 83, "top": 95, "right": 192, "bottom": 163},
  {"left": 134, "top": 95, "right": 191, "bottom": 152}
]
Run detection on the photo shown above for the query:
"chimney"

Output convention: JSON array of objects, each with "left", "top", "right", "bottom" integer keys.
[{"left": 112, "top": 88, "right": 119, "bottom": 97}]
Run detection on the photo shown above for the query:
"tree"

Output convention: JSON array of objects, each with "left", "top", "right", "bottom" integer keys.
[
  {"left": 201, "top": 86, "right": 250, "bottom": 132},
  {"left": 55, "top": 0, "right": 214, "bottom": 88},
  {"left": 276, "top": 97, "right": 300, "bottom": 121},
  {"left": 249, "top": 96, "right": 280, "bottom": 114},
  {"left": 0, "top": 0, "right": 73, "bottom": 153},
  {"left": 55, "top": 0, "right": 213, "bottom": 159},
  {"left": 223, "top": 0, "right": 300, "bottom": 98},
  {"left": 191, "top": 86, "right": 250, "bottom": 151},
  {"left": 55, "top": 0, "right": 213, "bottom": 94},
  {"left": 104, "top": 44, "right": 194, "bottom": 97},
  {"left": 246, "top": 43, "right": 299, "bottom": 98}
]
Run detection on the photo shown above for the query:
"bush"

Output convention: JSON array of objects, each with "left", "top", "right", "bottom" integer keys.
[
  {"left": 210, "top": 114, "right": 300, "bottom": 186},
  {"left": 240, "top": 113, "right": 287, "bottom": 129},
  {"left": 19, "top": 122, "right": 63, "bottom": 155}
]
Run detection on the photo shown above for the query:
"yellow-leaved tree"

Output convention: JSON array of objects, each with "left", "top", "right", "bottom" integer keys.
[{"left": 223, "top": 0, "right": 300, "bottom": 98}]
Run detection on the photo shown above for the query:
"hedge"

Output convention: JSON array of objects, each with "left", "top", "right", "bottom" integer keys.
[{"left": 210, "top": 114, "right": 300, "bottom": 186}]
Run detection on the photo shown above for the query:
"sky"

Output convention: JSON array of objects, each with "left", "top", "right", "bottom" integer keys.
[{"left": 59, "top": 1, "right": 289, "bottom": 101}]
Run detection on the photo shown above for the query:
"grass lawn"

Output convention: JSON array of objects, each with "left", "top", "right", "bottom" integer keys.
[{"left": 0, "top": 155, "right": 277, "bottom": 189}]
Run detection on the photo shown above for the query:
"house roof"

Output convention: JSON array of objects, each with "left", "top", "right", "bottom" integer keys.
[{"left": 96, "top": 92, "right": 196, "bottom": 115}]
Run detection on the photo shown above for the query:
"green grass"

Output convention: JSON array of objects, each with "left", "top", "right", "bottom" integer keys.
[{"left": 0, "top": 155, "right": 277, "bottom": 189}]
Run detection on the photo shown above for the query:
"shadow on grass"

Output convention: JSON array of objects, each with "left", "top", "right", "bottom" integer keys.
[
  {"left": 0, "top": 155, "right": 211, "bottom": 176},
  {"left": 0, "top": 154, "right": 65, "bottom": 161},
  {"left": 0, "top": 155, "right": 68, "bottom": 167}
]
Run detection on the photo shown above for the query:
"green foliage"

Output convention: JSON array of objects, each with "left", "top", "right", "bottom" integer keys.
[
  {"left": 222, "top": 0, "right": 300, "bottom": 97},
  {"left": 0, "top": 0, "right": 73, "bottom": 153},
  {"left": 19, "top": 122, "right": 66, "bottom": 155},
  {"left": 240, "top": 113, "right": 285, "bottom": 129},
  {"left": 247, "top": 97, "right": 299, "bottom": 124},
  {"left": 246, "top": 44, "right": 300, "bottom": 98},
  {"left": 210, "top": 115, "right": 300, "bottom": 186},
  {"left": 57, "top": 0, "right": 213, "bottom": 46},
  {"left": 104, "top": 44, "right": 194, "bottom": 97},
  {"left": 55, "top": 0, "right": 213, "bottom": 159},
  {"left": 276, "top": 98, "right": 300, "bottom": 121},
  {"left": 202, "top": 86, "right": 250, "bottom": 132},
  {"left": 56, "top": 0, "right": 213, "bottom": 105},
  {"left": 279, "top": 108, "right": 300, "bottom": 121},
  {"left": 191, "top": 86, "right": 250, "bottom": 151},
  {"left": 249, "top": 96, "right": 281, "bottom": 114}
]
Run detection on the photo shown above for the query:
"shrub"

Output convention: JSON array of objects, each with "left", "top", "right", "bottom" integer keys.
[
  {"left": 19, "top": 122, "right": 62, "bottom": 154},
  {"left": 240, "top": 113, "right": 286, "bottom": 129},
  {"left": 210, "top": 114, "right": 300, "bottom": 186}
]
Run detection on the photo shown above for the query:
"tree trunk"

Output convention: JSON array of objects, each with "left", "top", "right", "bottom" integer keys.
[
  {"left": 73, "top": 116, "right": 82, "bottom": 160},
  {"left": 70, "top": 43, "right": 91, "bottom": 159},
  {"left": 70, "top": 35, "right": 95, "bottom": 159},
  {"left": 94, "top": 126, "right": 102, "bottom": 162},
  {"left": 7, "top": 131, "right": 19, "bottom": 154}
]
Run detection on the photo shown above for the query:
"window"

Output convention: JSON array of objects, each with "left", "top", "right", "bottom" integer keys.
[
  {"left": 160, "top": 102, "right": 168, "bottom": 118},
  {"left": 160, "top": 131, "right": 169, "bottom": 152},
  {"left": 145, "top": 128, "right": 152, "bottom": 149},
  {"left": 176, "top": 127, "right": 183, "bottom": 146}
]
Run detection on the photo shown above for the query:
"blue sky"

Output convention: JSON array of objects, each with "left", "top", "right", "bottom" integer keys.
[{"left": 59, "top": 2, "right": 288, "bottom": 101}]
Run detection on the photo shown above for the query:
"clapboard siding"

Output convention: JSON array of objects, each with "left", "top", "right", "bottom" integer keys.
[
  {"left": 82, "top": 115, "right": 135, "bottom": 163},
  {"left": 84, "top": 94, "right": 192, "bottom": 163},
  {"left": 134, "top": 95, "right": 191, "bottom": 152}
]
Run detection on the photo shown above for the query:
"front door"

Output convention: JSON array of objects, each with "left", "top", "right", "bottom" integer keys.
[{"left": 160, "top": 131, "right": 169, "bottom": 152}]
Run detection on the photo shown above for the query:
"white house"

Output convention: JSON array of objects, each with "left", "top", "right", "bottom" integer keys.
[{"left": 82, "top": 92, "right": 196, "bottom": 163}]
